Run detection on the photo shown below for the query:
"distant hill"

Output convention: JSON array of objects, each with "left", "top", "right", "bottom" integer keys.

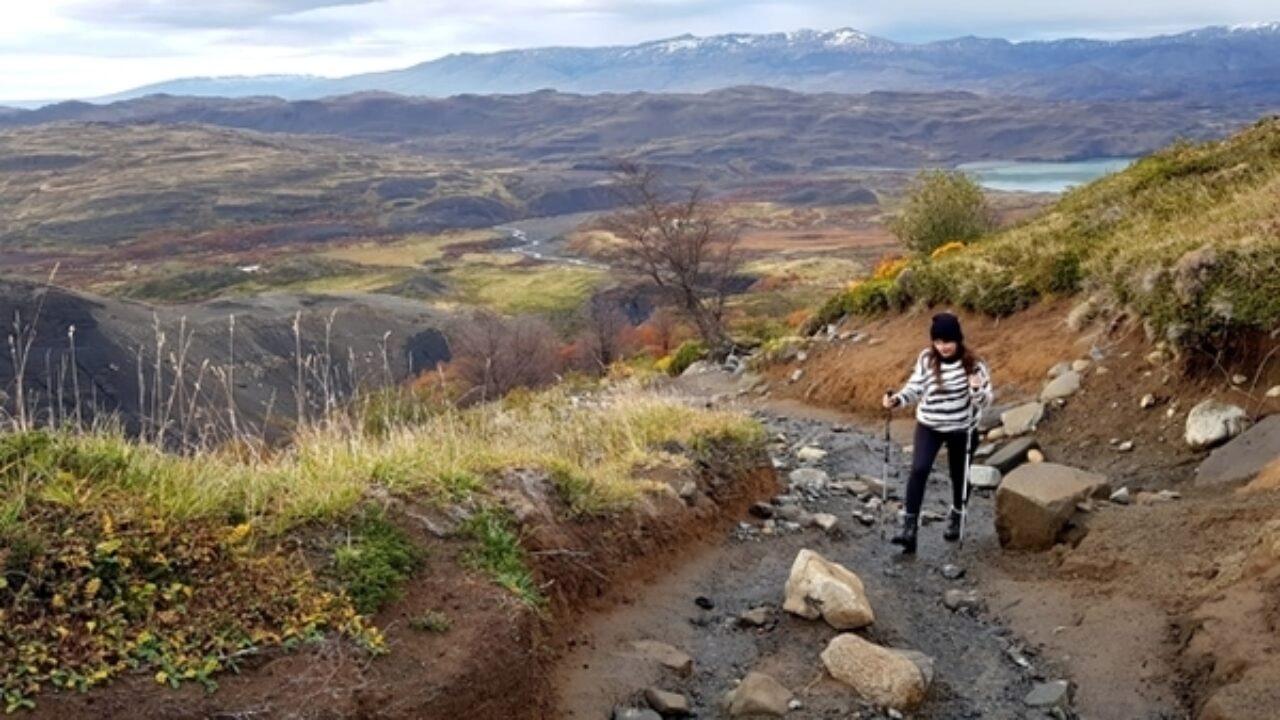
[
  {"left": 0, "top": 89, "right": 1261, "bottom": 172},
  {"left": 83, "top": 24, "right": 1280, "bottom": 104},
  {"left": 0, "top": 122, "right": 525, "bottom": 250}
]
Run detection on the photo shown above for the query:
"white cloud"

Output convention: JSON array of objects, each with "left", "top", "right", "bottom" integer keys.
[
  {"left": 1, "top": 0, "right": 1275, "bottom": 101},
  {"left": 62, "top": 0, "right": 383, "bottom": 28}
]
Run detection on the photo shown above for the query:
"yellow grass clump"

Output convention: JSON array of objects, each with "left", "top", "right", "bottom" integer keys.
[{"left": 0, "top": 385, "right": 763, "bottom": 531}]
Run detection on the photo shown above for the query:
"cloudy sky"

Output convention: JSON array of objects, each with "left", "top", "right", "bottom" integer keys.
[{"left": 2, "top": 0, "right": 1275, "bottom": 101}]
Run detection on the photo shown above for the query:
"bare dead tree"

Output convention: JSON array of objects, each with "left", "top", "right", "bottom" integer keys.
[
  {"left": 576, "top": 295, "right": 631, "bottom": 372},
  {"left": 600, "top": 161, "right": 742, "bottom": 354},
  {"left": 447, "top": 310, "right": 561, "bottom": 402}
]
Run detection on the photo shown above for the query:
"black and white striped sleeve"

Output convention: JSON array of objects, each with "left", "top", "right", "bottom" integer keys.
[
  {"left": 893, "top": 351, "right": 930, "bottom": 408},
  {"left": 970, "top": 361, "right": 993, "bottom": 408}
]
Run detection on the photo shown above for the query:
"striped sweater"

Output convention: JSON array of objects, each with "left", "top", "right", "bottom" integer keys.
[{"left": 893, "top": 349, "right": 993, "bottom": 432}]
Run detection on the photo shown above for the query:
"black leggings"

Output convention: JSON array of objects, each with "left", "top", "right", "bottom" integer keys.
[{"left": 904, "top": 423, "right": 978, "bottom": 517}]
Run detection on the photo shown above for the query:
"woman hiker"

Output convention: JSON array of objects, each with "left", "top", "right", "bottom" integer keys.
[{"left": 881, "top": 312, "right": 993, "bottom": 554}]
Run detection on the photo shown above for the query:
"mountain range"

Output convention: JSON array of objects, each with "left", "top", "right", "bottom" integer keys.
[
  {"left": 79, "top": 23, "right": 1280, "bottom": 105},
  {"left": 1, "top": 89, "right": 1260, "bottom": 171}
]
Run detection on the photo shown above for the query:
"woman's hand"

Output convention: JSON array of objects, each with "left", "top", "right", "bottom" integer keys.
[
  {"left": 968, "top": 373, "right": 982, "bottom": 390},
  {"left": 882, "top": 392, "right": 897, "bottom": 410}
]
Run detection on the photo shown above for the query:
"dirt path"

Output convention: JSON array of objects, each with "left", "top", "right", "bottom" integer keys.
[{"left": 553, "top": 404, "right": 1075, "bottom": 719}]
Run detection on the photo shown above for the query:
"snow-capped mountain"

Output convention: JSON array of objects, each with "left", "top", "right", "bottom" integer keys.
[{"left": 91, "top": 23, "right": 1280, "bottom": 104}]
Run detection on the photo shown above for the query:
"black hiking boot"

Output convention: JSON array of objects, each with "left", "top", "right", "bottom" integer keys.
[
  {"left": 890, "top": 514, "right": 919, "bottom": 554},
  {"left": 943, "top": 507, "right": 963, "bottom": 542}
]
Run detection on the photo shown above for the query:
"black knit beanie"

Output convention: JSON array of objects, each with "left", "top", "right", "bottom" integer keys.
[{"left": 930, "top": 312, "right": 964, "bottom": 343}]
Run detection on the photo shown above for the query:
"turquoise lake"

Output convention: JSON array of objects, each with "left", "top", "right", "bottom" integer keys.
[{"left": 957, "top": 158, "right": 1138, "bottom": 193}]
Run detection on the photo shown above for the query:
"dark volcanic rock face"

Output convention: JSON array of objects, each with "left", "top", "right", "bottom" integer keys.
[{"left": 0, "top": 277, "right": 451, "bottom": 439}]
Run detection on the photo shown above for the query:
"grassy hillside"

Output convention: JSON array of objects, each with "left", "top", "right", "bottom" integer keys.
[
  {"left": 812, "top": 116, "right": 1280, "bottom": 345},
  {"left": 0, "top": 384, "right": 762, "bottom": 710}
]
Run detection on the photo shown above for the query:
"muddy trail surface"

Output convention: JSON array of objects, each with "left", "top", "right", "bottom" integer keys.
[{"left": 555, "top": 407, "right": 1073, "bottom": 720}]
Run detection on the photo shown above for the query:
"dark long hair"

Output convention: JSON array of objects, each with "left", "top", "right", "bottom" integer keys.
[{"left": 929, "top": 341, "right": 980, "bottom": 386}]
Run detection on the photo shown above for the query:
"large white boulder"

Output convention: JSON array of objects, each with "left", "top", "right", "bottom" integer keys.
[
  {"left": 783, "top": 549, "right": 874, "bottom": 629},
  {"left": 1185, "top": 399, "right": 1251, "bottom": 450},
  {"left": 821, "top": 633, "right": 932, "bottom": 710}
]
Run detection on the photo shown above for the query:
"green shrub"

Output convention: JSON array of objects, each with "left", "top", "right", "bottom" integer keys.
[
  {"left": 1020, "top": 248, "right": 1084, "bottom": 296},
  {"left": 899, "top": 261, "right": 952, "bottom": 307},
  {"left": 804, "top": 292, "right": 855, "bottom": 334},
  {"left": 962, "top": 273, "right": 1038, "bottom": 317},
  {"left": 845, "top": 278, "right": 909, "bottom": 315},
  {"left": 334, "top": 506, "right": 421, "bottom": 614},
  {"left": 802, "top": 277, "right": 911, "bottom": 334},
  {"left": 667, "top": 340, "right": 707, "bottom": 376},
  {"left": 889, "top": 169, "right": 995, "bottom": 256}
]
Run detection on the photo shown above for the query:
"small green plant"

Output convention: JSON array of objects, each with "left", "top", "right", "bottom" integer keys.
[
  {"left": 462, "top": 509, "right": 544, "bottom": 608},
  {"left": 334, "top": 506, "right": 421, "bottom": 615},
  {"left": 667, "top": 340, "right": 707, "bottom": 376},
  {"left": 409, "top": 610, "right": 452, "bottom": 633}
]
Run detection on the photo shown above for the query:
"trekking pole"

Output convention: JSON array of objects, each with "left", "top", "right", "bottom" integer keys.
[
  {"left": 958, "top": 400, "right": 977, "bottom": 547},
  {"left": 880, "top": 391, "right": 893, "bottom": 540}
]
